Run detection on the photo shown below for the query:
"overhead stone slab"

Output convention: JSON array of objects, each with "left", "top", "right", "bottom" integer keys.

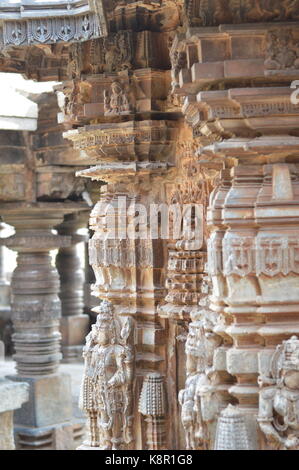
[
  {"left": 0, "top": 72, "right": 57, "bottom": 130},
  {"left": 0, "top": 0, "right": 107, "bottom": 47}
]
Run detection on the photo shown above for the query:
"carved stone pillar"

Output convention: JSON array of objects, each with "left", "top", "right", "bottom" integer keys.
[
  {"left": 159, "top": 135, "right": 218, "bottom": 449},
  {"left": 56, "top": 212, "right": 90, "bottom": 362},
  {"left": 73, "top": 161, "right": 172, "bottom": 449},
  {"left": 207, "top": 156, "right": 299, "bottom": 449},
  {"left": 169, "top": 11, "right": 299, "bottom": 449},
  {"left": 0, "top": 203, "right": 83, "bottom": 450},
  {"left": 65, "top": 108, "right": 177, "bottom": 448}
]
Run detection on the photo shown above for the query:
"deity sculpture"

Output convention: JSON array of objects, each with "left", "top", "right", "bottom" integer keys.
[
  {"left": 79, "top": 300, "right": 135, "bottom": 449},
  {"left": 258, "top": 336, "right": 299, "bottom": 450},
  {"left": 179, "top": 275, "right": 222, "bottom": 450},
  {"left": 104, "top": 81, "right": 130, "bottom": 116},
  {"left": 178, "top": 323, "right": 202, "bottom": 450}
]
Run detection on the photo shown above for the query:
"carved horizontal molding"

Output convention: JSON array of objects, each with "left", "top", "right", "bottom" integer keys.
[
  {"left": 77, "top": 161, "right": 171, "bottom": 180},
  {"left": 89, "top": 239, "right": 154, "bottom": 267},
  {"left": 199, "top": 136, "right": 299, "bottom": 160},
  {"left": 186, "top": 2, "right": 299, "bottom": 27},
  {"left": 1, "top": 234, "right": 71, "bottom": 251},
  {"left": 1, "top": 12, "right": 105, "bottom": 47},
  {"left": 208, "top": 236, "right": 299, "bottom": 277},
  {"left": 183, "top": 87, "right": 299, "bottom": 137},
  {"left": 65, "top": 121, "right": 177, "bottom": 148},
  {"left": 0, "top": 1, "right": 94, "bottom": 19},
  {"left": 170, "top": 24, "right": 299, "bottom": 101},
  {"left": 64, "top": 120, "right": 177, "bottom": 163}
]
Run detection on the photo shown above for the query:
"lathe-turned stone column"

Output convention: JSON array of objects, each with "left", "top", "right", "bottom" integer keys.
[
  {"left": 0, "top": 203, "right": 80, "bottom": 450},
  {"left": 0, "top": 222, "right": 10, "bottom": 306},
  {"left": 0, "top": 222, "right": 12, "bottom": 353},
  {"left": 56, "top": 212, "right": 90, "bottom": 362}
]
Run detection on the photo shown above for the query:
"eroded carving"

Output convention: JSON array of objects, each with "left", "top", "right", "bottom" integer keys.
[
  {"left": 185, "top": 0, "right": 299, "bottom": 26},
  {"left": 258, "top": 336, "right": 299, "bottom": 450},
  {"left": 179, "top": 275, "right": 223, "bottom": 450},
  {"left": 104, "top": 82, "right": 131, "bottom": 116},
  {"left": 265, "top": 29, "right": 299, "bottom": 70}
]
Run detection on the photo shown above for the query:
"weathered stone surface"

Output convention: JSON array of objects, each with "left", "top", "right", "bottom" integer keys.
[
  {"left": 0, "top": 379, "right": 28, "bottom": 415},
  {"left": 8, "top": 374, "right": 72, "bottom": 428},
  {"left": 0, "top": 378, "right": 29, "bottom": 450},
  {"left": 0, "top": 411, "right": 15, "bottom": 450}
]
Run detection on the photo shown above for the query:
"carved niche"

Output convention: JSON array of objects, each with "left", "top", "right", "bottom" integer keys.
[{"left": 104, "top": 81, "right": 131, "bottom": 116}]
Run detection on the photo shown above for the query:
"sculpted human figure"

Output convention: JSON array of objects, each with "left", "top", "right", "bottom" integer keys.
[
  {"left": 258, "top": 336, "right": 299, "bottom": 450},
  {"left": 178, "top": 345, "right": 199, "bottom": 450},
  {"left": 79, "top": 300, "right": 135, "bottom": 449},
  {"left": 179, "top": 275, "right": 222, "bottom": 450},
  {"left": 104, "top": 82, "right": 130, "bottom": 115}
]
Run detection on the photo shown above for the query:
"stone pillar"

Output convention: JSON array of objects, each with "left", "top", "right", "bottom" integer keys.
[
  {"left": 0, "top": 203, "right": 80, "bottom": 450},
  {"left": 206, "top": 155, "right": 299, "bottom": 449},
  {"left": 56, "top": 212, "right": 90, "bottom": 362},
  {"left": 168, "top": 12, "right": 299, "bottom": 449},
  {"left": 75, "top": 164, "right": 170, "bottom": 450},
  {"left": 0, "top": 223, "right": 10, "bottom": 305},
  {"left": 66, "top": 117, "right": 177, "bottom": 450},
  {"left": 158, "top": 136, "right": 218, "bottom": 449},
  {"left": 0, "top": 222, "right": 12, "bottom": 353}
]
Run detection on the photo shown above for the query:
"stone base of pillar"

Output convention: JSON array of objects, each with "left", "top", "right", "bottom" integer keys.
[
  {"left": 14, "top": 421, "right": 85, "bottom": 450},
  {"left": 0, "top": 378, "right": 29, "bottom": 450},
  {"left": 7, "top": 373, "right": 73, "bottom": 428},
  {"left": 60, "top": 315, "right": 90, "bottom": 363}
]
